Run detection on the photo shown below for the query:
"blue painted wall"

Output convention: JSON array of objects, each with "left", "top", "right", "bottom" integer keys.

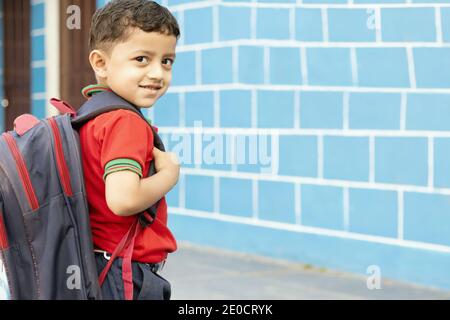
[
  {"left": 31, "top": 0, "right": 46, "bottom": 120},
  {"left": 151, "top": 0, "right": 450, "bottom": 291},
  {"left": 63, "top": 0, "right": 450, "bottom": 291}
]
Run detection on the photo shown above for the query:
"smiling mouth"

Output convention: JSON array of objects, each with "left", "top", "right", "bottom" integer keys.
[{"left": 139, "top": 85, "right": 162, "bottom": 93}]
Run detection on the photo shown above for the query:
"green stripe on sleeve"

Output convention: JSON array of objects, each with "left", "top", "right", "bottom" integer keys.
[{"left": 103, "top": 158, "right": 143, "bottom": 181}]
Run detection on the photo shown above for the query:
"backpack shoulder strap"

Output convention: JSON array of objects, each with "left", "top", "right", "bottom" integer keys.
[
  {"left": 67, "top": 91, "right": 164, "bottom": 223},
  {"left": 71, "top": 92, "right": 164, "bottom": 298},
  {"left": 69, "top": 91, "right": 165, "bottom": 151},
  {"left": 71, "top": 91, "right": 145, "bottom": 128}
]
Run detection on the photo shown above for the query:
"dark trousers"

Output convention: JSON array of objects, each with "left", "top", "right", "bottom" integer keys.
[{"left": 94, "top": 252, "right": 171, "bottom": 300}]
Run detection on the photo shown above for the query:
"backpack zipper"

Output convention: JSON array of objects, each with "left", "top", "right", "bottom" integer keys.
[
  {"left": 0, "top": 210, "right": 8, "bottom": 249},
  {"left": 49, "top": 118, "right": 73, "bottom": 197},
  {"left": 2, "top": 133, "right": 39, "bottom": 211}
]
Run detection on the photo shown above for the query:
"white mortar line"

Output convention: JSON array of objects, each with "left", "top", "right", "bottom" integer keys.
[
  {"left": 400, "top": 92, "right": 407, "bottom": 131},
  {"left": 406, "top": 47, "right": 417, "bottom": 89},
  {"left": 398, "top": 191, "right": 404, "bottom": 240},
  {"left": 168, "top": 207, "right": 450, "bottom": 254},
  {"left": 428, "top": 137, "right": 434, "bottom": 189},
  {"left": 343, "top": 92, "right": 350, "bottom": 130},
  {"left": 252, "top": 179, "right": 259, "bottom": 220},
  {"left": 321, "top": 8, "right": 329, "bottom": 42},
  {"left": 264, "top": 46, "right": 270, "bottom": 84},
  {"left": 195, "top": 50, "right": 202, "bottom": 85},
  {"left": 343, "top": 187, "right": 350, "bottom": 231},
  {"left": 159, "top": 126, "right": 450, "bottom": 138},
  {"left": 175, "top": 40, "right": 450, "bottom": 52},
  {"left": 167, "top": 83, "right": 450, "bottom": 94},
  {"left": 300, "top": 47, "right": 308, "bottom": 85},
  {"left": 177, "top": 168, "right": 450, "bottom": 197},
  {"left": 295, "top": 182, "right": 301, "bottom": 225},
  {"left": 436, "top": 7, "right": 443, "bottom": 43},
  {"left": 318, "top": 134, "right": 324, "bottom": 179},
  {"left": 294, "top": 90, "right": 300, "bottom": 129}
]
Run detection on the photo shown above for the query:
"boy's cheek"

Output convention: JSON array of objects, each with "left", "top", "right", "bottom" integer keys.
[
  {"left": 164, "top": 81, "right": 171, "bottom": 91},
  {"left": 165, "top": 71, "right": 172, "bottom": 81}
]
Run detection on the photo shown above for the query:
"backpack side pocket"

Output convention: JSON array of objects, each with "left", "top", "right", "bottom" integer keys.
[
  {"left": 0, "top": 197, "right": 11, "bottom": 300},
  {"left": 0, "top": 198, "right": 8, "bottom": 250}
]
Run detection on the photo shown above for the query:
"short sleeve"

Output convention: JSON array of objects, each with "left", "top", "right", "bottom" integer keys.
[{"left": 94, "top": 109, "right": 154, "bottom": 180}]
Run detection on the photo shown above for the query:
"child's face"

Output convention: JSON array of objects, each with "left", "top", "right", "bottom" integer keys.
[{"left": 98, "top": 29, "right": 177, "bottom": 108}]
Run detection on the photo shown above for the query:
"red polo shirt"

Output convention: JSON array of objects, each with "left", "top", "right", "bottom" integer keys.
[{"left": 79, "top": 108, "right": 177, "bottom": 263}]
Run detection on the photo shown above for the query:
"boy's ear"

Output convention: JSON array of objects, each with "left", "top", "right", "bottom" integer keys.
[{"left": 89, "top": 50, "right": 108, "bottom": 79}]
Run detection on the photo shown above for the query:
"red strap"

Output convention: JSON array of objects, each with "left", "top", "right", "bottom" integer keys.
[
  {"left": 49, "top": 98, "right": 76, "bottom": 116},
  {"left": 98, "top": 218, "right": 142, "bottom": 300},
  {"left": 122, "top": 221, "right": 141, "bottom": 300}
]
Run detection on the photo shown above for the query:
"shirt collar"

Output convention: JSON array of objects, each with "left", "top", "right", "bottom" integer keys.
[
  {"left": 80, "top": 84, "right": 153, "bottom": 125},
  {"left": 81, "top": 84, "right": 112, "bottom": 99}
]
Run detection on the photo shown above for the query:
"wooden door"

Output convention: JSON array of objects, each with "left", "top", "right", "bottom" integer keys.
[
  {"left": 3, "top": 0, "right": 31, "bottom": 132},
  {"left": 59, "top": 0, "right": 96, "bottom": 110}
]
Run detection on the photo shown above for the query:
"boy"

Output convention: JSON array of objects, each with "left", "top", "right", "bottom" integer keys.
[{"left": 79, "top": 0, "right": 180, "bottom": 300}]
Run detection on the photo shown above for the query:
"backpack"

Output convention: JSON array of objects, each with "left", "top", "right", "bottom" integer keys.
[{"left": 0, "top": 90, "right": 164, "bottom": 300}]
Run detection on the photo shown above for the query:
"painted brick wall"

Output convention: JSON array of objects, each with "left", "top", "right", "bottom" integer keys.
[
  {"left": 31, "top": 0, "right": 46, "bottom": 120},
  {"left": 92, "top": 0, "right": 450, "bottom": 291}
]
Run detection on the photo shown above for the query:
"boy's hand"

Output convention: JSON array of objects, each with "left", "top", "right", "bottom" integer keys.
[
  {"left": 153, "top": 147, "right": 180, "bottom": 185},
  {"left": 105, "top": 148, "right": 180, "bottom": 217}
]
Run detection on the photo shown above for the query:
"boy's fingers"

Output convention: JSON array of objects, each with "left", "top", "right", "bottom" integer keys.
[
  {"left": 153, "top": 148, "right": 179, "bottom": 164},
  {"left": 168, "top": 152, "right": 180, "bottom": 165},
  {"left": 153, "top": 147, "right": 162, "bottom": 154}
]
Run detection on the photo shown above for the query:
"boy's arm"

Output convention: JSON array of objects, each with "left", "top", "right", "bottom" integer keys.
[
  {"left": 105, "top": 149, "right": 180, "bottom": 217},
  {"left": 97, "top": 110, "right": 179, "bottom": 216}
]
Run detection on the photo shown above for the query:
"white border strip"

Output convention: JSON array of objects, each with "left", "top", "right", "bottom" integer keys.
[{"left": 45, "top": 0, "right": 60, "bottom": 117}]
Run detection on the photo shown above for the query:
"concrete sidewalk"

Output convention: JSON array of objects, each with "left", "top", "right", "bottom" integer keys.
[{"left": 159, "top": 242, "right": 450, "bottom": 300}]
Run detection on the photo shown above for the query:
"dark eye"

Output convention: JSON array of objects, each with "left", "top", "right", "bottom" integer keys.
[
  {"left": 163, "top": 58, "right": 174, "bottom": 67},
  {"left": 135, "top": 56, "right": 148, "bottom": 63}
]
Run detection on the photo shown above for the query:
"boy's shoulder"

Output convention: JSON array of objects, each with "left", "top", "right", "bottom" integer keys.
[
  {"left": 84, "top": 108, "right": 154, "bottom": 146},
  {"left": 95, "top": 108, "right": 147, "bottom": 125},
  {"left": 89, "top": 109, "right": 152, "bottom": 132},
  {"left": 81, "top": 108, "right": 155, "bottom": 169}
]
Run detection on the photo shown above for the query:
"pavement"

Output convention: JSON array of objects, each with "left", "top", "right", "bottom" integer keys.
[{"left": 159, "top": 242, "right": 450, "bottom": 300}]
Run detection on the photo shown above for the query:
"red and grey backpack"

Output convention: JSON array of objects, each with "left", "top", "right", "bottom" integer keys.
[{"left": 0, "top": 91, "right": 163, "bottom": 300}]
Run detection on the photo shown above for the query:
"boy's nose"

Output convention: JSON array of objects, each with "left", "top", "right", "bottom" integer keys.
[{"left": 146, "top": 65, "right": 164, "bottom": 82}]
